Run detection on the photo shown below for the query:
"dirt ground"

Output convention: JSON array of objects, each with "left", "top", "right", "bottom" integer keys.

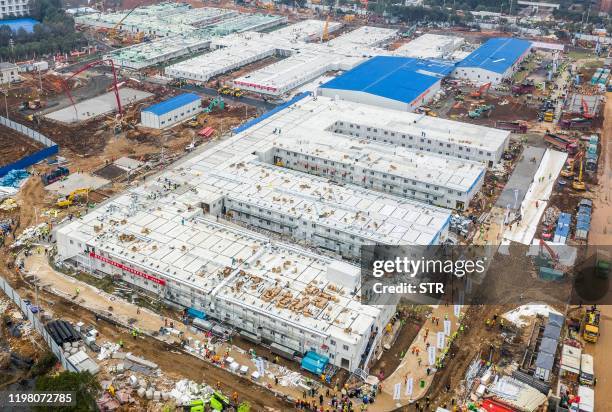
[
  {"left": 0, "top": 125, "right": 45, "bottom": 167},
  {"left": 586, "top": 92, "right": 612, "bottom": 411},
  {"left": 447, "top": 94, "right": 539, "bottom": 127},
  {"left": 16, "top": 251, "right": 291, "bottom": 411},
  {"left": 370, "top": 318, "right": 421, "bottom": 380}
]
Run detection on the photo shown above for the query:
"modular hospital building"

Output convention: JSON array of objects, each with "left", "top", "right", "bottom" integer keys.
[{"left": 55, "top": 94, "right": 510, "bottom": 371}]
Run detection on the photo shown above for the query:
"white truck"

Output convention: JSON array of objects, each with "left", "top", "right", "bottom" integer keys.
[{"left": 580, "top": 354, "right": 595, "bottom": 386}]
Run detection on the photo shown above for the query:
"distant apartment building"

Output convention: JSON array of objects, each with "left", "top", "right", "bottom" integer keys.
[
  {"left": 0, "top": 62, "right": 19, "bottom": 84},
  {"left": 0, "top": 0, "right": 30, "bottom": 19}
]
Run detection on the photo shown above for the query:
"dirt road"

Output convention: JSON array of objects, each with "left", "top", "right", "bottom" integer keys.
[
  {"left": 19, "top": 250, "right": 291, "bottom": 410},
  {"left": 587, "top": 92, "right": 612, "bottom": 411}
]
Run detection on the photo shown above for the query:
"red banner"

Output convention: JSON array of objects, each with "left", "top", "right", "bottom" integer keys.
[{"left": 89, "top": 252, "right": 166, "bottom": 286}]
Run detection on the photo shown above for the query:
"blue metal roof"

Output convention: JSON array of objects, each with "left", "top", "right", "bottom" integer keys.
[
  {"left": 456, "top": 37, "right": 532, "bottom": 74},
  {"left": 142, "top": 93, "right": 201, "bottom": 116},
  {"left": 320, "top": 56, "right": 453, "bottom": 104}
]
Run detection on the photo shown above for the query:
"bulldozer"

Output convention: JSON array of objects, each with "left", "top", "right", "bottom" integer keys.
[{"left": 57, "top": 188, "right": 90, "bottom": 208}]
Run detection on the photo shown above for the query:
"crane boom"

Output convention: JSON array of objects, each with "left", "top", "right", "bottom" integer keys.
[
  {"left": 109, "top": 4, "right": 141, "bottom": 39},
  {"left": 62, "top": 59, "right": 123, "bottom": 119}
]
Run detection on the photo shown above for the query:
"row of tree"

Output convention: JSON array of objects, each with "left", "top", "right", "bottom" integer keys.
[{"left": 0, "top": 0, "right": 87, "bottom": 60}]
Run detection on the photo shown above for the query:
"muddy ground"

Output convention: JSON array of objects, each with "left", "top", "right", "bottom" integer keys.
[{"left": 0, "top": 125, "right": 45, "bottom": 167}]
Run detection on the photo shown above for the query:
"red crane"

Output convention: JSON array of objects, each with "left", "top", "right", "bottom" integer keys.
[
  {"left": 470, "top": 82, "right": 491, "bottom": 98},
  {"left": 62, "top": 59, "right": 123, "bottom": 120},
  {"left": 581, "top": 97, "right": 593, "bottom": 119},
  {"left": 539, "top": 238, "right": 559, "bottom": 263}
]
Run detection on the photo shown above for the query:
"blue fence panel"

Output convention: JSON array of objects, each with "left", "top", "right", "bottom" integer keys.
[
  {"left": 0, "top": 145, "right": 59, "bottom": 177},
  {"left": 232, "top": 92, "right": 311, "bottom": 135}
]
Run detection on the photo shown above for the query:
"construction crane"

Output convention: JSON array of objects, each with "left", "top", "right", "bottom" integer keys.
[
  {"left": 470, "top": 82, "right": 491, "bottom": 98},
  {"left": 62, "top": 59, "right": 123, "bottom": 120},
  {"left": 321, "top": 15, "right": 330, "bottom": 42},
  {"left": 581, "top": 96, "right": 594, "bottom": 119},
  {"left": 560, "top": 151, "right": 583, "bottom": 178},
  {"left": 108, "top": 4, "right": 141, "bottom": 40},
  {"left": 572, "top": 156, "right": 586, "bottom": 191}
]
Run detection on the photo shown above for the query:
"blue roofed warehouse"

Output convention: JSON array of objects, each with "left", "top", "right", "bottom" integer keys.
[
  {"left": 318, "top": 56, "right": 453, "bottom": 112},
  {"left": 452, "top": 37, "right": 532, "bottom": 84},
  {"left": 141, "top": 93, "right": 202, "bottom": 129}
]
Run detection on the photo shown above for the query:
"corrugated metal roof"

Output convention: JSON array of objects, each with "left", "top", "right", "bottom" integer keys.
[
  {"left": 320, "top": 56, "right": 453, "bottom": 104},
  {"left": 142, "top": 93, "right": 201, "bottom": 116},
  {"left": 456, "top": 37, "right": 532, "bottom": 74}
]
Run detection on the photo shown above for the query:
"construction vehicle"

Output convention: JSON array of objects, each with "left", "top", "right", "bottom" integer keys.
[
  {"left": 561, "top": 151, "right": 583, "bottom": 178},
  {"left": 321, "top": 15, "right": 330, "bottom": 42},
  {"left": 468, "top": 104, "right": 494, "bottom": 118},
  {"left": 580, "top": 354, "right": 595, "bottom": 385},
  {"left": 544, "top": 133, "right": 579, "bottom": 154},
  {"left": 581, "top": 96, "right": 594, "bottom": 119},
  {"left": 218, "top": 86, "right": 232, "bottom": 96},
  {"left": 108, "top": 3, "right": 142, "bottom": 42},
  {"left": 583, "top": 307, "right": 600, "bottom": 343},
  {"left": 57, "top": 188, "right": 90, "bottom": 207},
  {"left": 511, "top": 80, "right": 535, "bottom": 95},
  {"left": 469, "top": 82, "right": 491, "bottom": 98},
  {"left": 495, "top": 120, "right": 527, "bottom": 133},
  {"left": 572, "top": 157, "right": 586, "bottom": 191},
  {"left": 560, "top": 117, "right": 592, "bottom": 130},
  {"left": 543, "top": 110, "right": 554, "bottom": 122},
  {"left": 62, "top": 59, "right": 123, "bottom": 118},
  {"left": 203, "top": 97, "right": 225, "bottom": 113},
  {"left": 232, "top": 88, "right": 243, "bottom": 98},
  {"left": 41, "top": 167, "right": 69, "bottom": 186}
]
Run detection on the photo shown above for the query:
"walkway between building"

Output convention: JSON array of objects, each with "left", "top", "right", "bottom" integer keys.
[
  {"left": 503, "top": 148, "right": 567, "bottom": 245},
  {"left": 382, "top": 305, "right": 461, "bottom": 407}
]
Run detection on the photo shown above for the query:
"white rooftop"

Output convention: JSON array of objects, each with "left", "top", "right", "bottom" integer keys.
[
  {"left": 394, "top": 33, "right": 465, "bottom": 60},
  {"left": 271, "top": 133, "right": 485, "bottom": 193}
]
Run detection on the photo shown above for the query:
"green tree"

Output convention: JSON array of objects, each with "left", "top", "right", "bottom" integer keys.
[{"left": 34, "top": 371, "right": 101, "bottom": 412}]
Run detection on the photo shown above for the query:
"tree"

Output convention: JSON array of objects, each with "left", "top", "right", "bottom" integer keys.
[{"left": 34, "top": 371, "right": 101, "bottom": 412}]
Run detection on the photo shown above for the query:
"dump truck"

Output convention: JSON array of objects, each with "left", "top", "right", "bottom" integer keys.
[
  {"left": 583, "top": 307, "right": 600, "bottom": 343},
  {"left": 512, "top": 80, "right": 535, "bottom": 95},
  {"left": 560, "top": 118, "right": 592, "bottom": 130},
  {"left": 41, "top": 167, "right": 69, "bottom": 186},
  {"left": 544, "top": 133, "right": 579, "bottom": 154},
  {"left": 495, "top": 120, "right": 528, "bottom": 133}
]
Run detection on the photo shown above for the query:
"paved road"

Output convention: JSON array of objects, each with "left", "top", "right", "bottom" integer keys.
[{"left": 174, "top": 83, "right": 278, "bottom": 112}]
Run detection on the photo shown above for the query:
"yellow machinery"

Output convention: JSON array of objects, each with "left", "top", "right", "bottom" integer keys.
[
  {"left": 108, "top": 4, "right": 141, "bottom": 41},
  {"left": 583, "top": 308, "right": 600, "bottom": 343},
  {"left": 543, "top": 110, "right": 554, "bottom": 122},
  {"left": 57, "top": 189, "right": 89, "bottom": 208},
  {"left": 322, "top": 15, "right": 330, "bottom": 42},
  {"left": 572, "top": 158, "right": 586, "bottom": 191},
  {"left": 232, "top": 88, "right": 243, "bottom": 98},
  {"left": 560, "top": 151, "right": 583, "bottom": 178}
]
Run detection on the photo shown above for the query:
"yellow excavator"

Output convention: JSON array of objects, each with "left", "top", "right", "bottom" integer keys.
[
  {"left": 572, "top": 157, "right": 586, "bottom": 191},
  {"left": 560, "top": 151, "right": 583, "bottom": 178},
  {"left": 57, "top": 188, "right": 90, "bottom": 208}
]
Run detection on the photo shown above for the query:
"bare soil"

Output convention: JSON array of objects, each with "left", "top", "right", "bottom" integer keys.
[{"left": 0, "top": 125, "right": 45, "bottom": 167}]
